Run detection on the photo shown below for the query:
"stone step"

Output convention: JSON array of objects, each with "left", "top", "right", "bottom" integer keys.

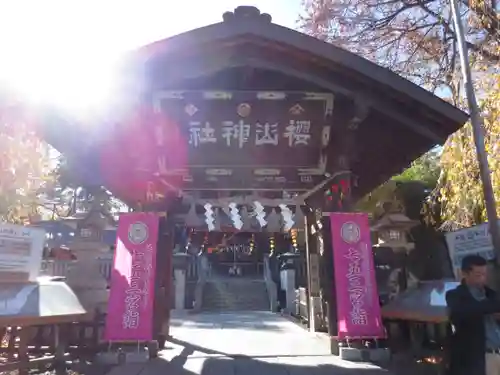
[
  {"left": 205, "top": 294, "right": 268, "bottom": 300},
  {"left": 202, "top": 280, "right": 269, "bottom": 311}
]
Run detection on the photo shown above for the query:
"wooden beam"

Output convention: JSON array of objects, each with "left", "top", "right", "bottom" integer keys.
[
  {"left": 151, "top": 48, "right": 444, "bottom": 143},
  {"left": 179, "top": 194, "right": 305, "bottom": 207}
]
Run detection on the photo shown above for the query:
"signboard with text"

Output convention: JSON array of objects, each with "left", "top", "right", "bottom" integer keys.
[
  {"left": 104, "top": 213, "right": 160, "bottom": 342},
  {"left": 0, "top": 223, "right": 45, "bottom": 283},
  {"left": 152, "top": 90, "right": 333, "bottom": 191},
  {"left": 445, "top": 222, "right": 497, "bottom": 279},
  {"left": 99, "top": 91, "right": 334, "bottom": 203},
  {"left": 329, "top": 212, "right": 384, "bottom": 339}
]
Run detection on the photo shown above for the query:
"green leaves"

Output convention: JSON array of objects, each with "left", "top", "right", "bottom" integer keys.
[
  {"left": 431, "top": 75, "right": 500, "bottom": 227},
  {"left": 356, "top": 151, "right": 440, "bottom": 216},
  {"left": 0, "top": 110, "right": 51, "bottom": 223}
]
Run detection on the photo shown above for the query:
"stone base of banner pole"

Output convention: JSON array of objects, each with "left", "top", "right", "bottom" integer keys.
[
  {"left": 339, "top": 346, "right": 391, "bottom": 362},
  {"left": 96, "top": 347, "right": 150, "bottom": 365}
]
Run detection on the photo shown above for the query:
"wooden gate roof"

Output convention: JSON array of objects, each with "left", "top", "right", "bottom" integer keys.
[
  {"left": 40, "top": 6, "right": 468, "bottom": 201},
  {"left": 130, "top": 6, "right": 465, "bottom": 123}
]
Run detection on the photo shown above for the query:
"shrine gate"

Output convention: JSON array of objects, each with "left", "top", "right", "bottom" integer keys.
[{"left": 36, "top": 6, "right": 467, "bottom": 355}]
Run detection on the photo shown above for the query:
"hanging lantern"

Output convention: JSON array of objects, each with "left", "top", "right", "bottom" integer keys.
[
  {"left": 249, "top": 234, "right": 255, "bottom": 253},
  {"left": 269, "top": 234, "right": 275, "bottom": 253},
  {"left": 290, "top": 229, "right": 298, "bottom": 251}
]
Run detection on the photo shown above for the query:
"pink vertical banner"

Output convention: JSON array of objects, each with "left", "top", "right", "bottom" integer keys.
[
  {"left": 104, "top": 212, "right": 160, "bottom": 342},
  {"left": 329, "top": 212, "right": 384, "bottom": 339}
]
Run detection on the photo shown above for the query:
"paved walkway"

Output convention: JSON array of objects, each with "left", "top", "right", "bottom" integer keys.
[{"left": 107, "top": 311, "right": 391, "bottom": 375}]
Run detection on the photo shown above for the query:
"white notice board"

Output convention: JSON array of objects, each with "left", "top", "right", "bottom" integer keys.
[
  {"left": 0, "top": 223, "right": 46, "bottom": 282},
  {"left": 445, "top": 222, "right": 497, "bottom": 279}
]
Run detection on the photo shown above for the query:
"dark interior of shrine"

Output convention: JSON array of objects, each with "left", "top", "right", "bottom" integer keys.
[{"left": 173, "top": 226, "right": 301, "bottom": 278}]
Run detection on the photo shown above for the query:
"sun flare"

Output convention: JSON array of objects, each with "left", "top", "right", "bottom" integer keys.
[
  {"left": 0, "top": 1, "right": 131, "bottom": 119},
  {"left": 1, "top": 48, "right": 121, "bottom": 118},
  {"left": 0, "top": 0, "right": 300, "bottom": 119}
]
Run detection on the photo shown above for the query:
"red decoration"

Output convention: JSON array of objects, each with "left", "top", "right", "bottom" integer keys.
[
  {"left": 326, "top": 177, "right": 352, "bottom": 208},
  {"left": 99, "top": 105, "right": 187, "bottom": 204}
]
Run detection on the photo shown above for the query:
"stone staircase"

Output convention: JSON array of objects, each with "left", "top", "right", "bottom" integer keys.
[{"left": 202, "top": 278, "right": 270, "bottom": 311}]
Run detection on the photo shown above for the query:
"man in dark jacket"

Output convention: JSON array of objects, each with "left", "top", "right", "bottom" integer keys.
[{"left": 446, "top": 254, "right": 500, "bottom": 375}]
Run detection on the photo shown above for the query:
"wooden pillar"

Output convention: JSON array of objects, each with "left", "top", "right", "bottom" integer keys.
[
  {"left": 312, "top": 96, "right": 366, "bottom": 355},
  {"left": 17, "top": 326, "right": 30, "bottom": 375},
  {"left": 153, "top": 215, "right": 174, "bottom": 346},
  {"left": 305, "top": 210, "right": 321, "bottom": 331},
  {"left": 322, "top": 212, "right": 340, "bottom": 354}
]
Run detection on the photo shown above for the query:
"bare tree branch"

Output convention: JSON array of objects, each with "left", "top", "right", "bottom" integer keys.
[{"left": 301, "top": 0, "right": 500, "bottom": 91}]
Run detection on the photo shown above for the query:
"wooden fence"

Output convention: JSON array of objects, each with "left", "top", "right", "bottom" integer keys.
[{"left": 40, "top": 256, "right": 199, "bottom": 282}]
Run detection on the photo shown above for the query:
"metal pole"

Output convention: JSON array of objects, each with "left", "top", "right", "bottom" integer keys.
[{"left": 450, "top": 0, "right": 500, "bottom": 260}]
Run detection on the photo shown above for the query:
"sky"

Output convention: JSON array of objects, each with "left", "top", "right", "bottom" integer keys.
[{"left": 0, "top": 0, "right": 303, "bottom": 111}]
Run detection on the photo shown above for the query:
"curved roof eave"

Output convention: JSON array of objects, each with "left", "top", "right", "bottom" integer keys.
[{"left": 133, "top": 15, "right": 468, "bottom": 127}]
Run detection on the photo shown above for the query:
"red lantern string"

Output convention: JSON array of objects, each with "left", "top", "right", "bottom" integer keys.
[{"left": 339, "top": 178, "right": 351, "bottom": 195}]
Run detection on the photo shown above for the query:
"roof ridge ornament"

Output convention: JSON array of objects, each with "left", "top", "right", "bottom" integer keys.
[{"left": 222, "top": 6, "right": 272, "bottom": 24}]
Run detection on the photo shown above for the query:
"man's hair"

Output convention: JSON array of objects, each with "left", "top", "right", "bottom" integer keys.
[{"left": 461, "top": 254, "right": 487, "bottom": 272}]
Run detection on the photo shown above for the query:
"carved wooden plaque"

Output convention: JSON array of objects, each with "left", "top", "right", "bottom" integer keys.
[{"left": 152, "top": 90, "right": 333, "bottom": 191}]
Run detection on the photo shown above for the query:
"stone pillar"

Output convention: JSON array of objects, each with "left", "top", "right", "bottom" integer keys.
[
  {"left": 174, "top": 269, "right": 186, "bottom": 310},
  {"left": 66, "top": 246, "right": 109, "bottom": 315},
  {"left": 280, "top": 268, "right": 296, "bottom": 314},
  {"left": 172, "top": 253, "right": 190, "bottom": 310},
  {"left": 278, "top": 252, "right": 299, "bottom": 314},
  {"left": 263, "top": 254, "right": 278, "bottom": 312}
]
